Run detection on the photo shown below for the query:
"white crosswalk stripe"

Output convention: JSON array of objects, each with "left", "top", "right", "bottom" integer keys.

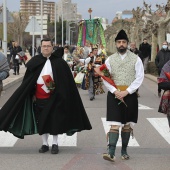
[
  {"left": 0, "top": 131, "right": 18, "bottom": 147},
  {"left": 138, "top": 104, "right": 153, "bottom": 110},
  {"left": 0, "top": 104, "right": 160, "bottom": 147},
  {"left": 147, "top": 118, "right": 170, "bottom": 144},
  {"left": 0, "top": 132, "right": 77, "bottom": 147},
  {"left": 48, "top": 133, "right": 77, "bottom": 146}
]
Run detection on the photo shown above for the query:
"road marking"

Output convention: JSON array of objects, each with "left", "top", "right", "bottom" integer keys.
[
  {"left": 147, "top": 118, "right": 170, "bottom": 144},
  {"left": 0, "top": 132, "right": 77, "bottom": 147},
  {"left": 138, "top": 104, "right": 153, "bottom": 110},
  {"left": 101, "top": 118, "right": 139, "bottom": 146},
  {"left": 48, "top": 133, "right": 77, "bottom": 146},
  {"left": 0, "top": 131, "right": 18, "bottom": 147},
  {"left": 0, "top": 105, "right": 77, "bottom": 147}
]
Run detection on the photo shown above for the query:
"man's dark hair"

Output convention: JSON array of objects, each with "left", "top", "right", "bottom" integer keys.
[
  {"left": 92, "top": 48, "right": 97, "bottom": 52},
  {"left": 143, "top": 38, "right": 147, "bottom": 41},
  {"left": 64, "top": 45, "right": 69, "bottom": 49},
  {"left": 41, "top": 38, "right": 53, "bottom": 46}
]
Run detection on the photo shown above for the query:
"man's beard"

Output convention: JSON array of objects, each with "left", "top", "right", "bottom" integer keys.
[{"left": 117, "top": 46, "right": 127, "bottom": 54}]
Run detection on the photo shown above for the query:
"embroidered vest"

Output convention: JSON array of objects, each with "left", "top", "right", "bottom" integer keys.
[{"left": 109, "top": 50, "right": 137, "bottom": 86}]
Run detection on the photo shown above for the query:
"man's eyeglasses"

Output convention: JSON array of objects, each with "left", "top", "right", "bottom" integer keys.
[{"left": 41, "top": 45, "right": 52, "bottom": 48}]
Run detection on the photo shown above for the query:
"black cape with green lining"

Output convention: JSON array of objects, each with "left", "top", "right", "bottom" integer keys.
[{"left": 0, "top": 48, "right": 92, "bottom": 139}]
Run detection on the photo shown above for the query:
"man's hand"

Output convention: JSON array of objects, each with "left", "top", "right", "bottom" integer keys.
[
  {"left": 114, "top": 90, "right": 128, "bottom": 100},
  {"left": 119, "top": 90, "right": 129, "bottom": 98},
  {"left": 92, "top": 63, "right": 95, "bottom": 67}
]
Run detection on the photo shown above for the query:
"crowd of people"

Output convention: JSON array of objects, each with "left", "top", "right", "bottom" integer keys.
[{"left": 1, "top": 29, "right": 170, "bottom": 164}]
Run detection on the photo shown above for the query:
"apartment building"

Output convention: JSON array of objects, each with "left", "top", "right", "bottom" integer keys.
[
  {"left": 56, "top": 0, "right": 82, "bottom": 22},
  {"left": 20, "top": 0, "right": 55, "bottom": 22}
]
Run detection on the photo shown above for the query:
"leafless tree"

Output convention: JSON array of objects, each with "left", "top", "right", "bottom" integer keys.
[{"left": 8, "top": 12, "right": 29, "bottom": 47}]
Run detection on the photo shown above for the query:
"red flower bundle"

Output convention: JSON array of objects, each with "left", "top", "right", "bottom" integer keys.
[
  {"left": 164, "top": 71, "right": 170, "bottom": 80},
  {"left": 42, "top": 75, "right": 55, "bottom": 92},
  {"left": 99, "top": 64, "right": 117, "bottom": 88},
  {"left": 94, "top": 64, "right": 127, "bottom": 107}
]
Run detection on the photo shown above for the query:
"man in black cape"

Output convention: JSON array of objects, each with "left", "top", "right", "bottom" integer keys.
[{"left": 0, "top": 38, "right": 92, "bottom": 154}]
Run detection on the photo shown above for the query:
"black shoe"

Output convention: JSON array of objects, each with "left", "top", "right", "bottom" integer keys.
[
  {"left": 90, "top": 97, "right": 94, "bottom": 101},
  {"left": 13, "top": 73, "right": 16, "bottom": 75},
  {"left": 17, "top": 73, "right": 19, "bottom": 75},
  {"left": 39, "top": 145, "right": 49, "bottom": 153},
  {"left": 51, "top": 144, "right": 59, "bottom": 154}
]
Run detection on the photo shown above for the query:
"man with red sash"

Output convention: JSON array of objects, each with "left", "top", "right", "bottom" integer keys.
[{"left": 0, "top": 38, "right": 92, "bottom": 154}]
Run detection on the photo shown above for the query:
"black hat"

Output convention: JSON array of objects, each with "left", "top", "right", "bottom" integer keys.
[{"left": 115, "top": 29, "right": 129, "bottom": 42}]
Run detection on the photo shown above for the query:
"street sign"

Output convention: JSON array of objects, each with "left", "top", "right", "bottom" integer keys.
[
  {"left": 0, "top": 7, "right": 14, "bottom": 23},
  {"left": 25, "top": 16, "right": 41, "bottom": 32},
  {"left": 25, "top": 16, "right": 42, "bottom": 57},
  {"left": 29, "top": 15, "right": 47, "bottom": 35}
]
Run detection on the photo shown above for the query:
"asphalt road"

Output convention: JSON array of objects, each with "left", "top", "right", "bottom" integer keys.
[{"left": 0, "top": 78, "right": 170, "bottom": 170}]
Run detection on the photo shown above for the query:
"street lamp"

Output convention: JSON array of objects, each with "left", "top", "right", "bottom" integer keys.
[
  {"left": 3, "top": 0, "right": 7, "bottom": 56},
  {"left": 41, "top": 0, "right": 43, "bottom": 40},
  {"left": 61, "top": 0, "right": 69, "bottom": 47},
  {"left": 54, "top": 2, "right": 57, "bottom": 44},
  {"left": 61, "top": 1, "right": 63, "bottom": 46}
]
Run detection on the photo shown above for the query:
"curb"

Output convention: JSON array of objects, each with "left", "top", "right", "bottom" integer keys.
[
  {"left": 144, "top": 74, "right": 157, "bottom": 83},
  {"left": 3, "top": 76, "right": 24, "bottom": 90}
]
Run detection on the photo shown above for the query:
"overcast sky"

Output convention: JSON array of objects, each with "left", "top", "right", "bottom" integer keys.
[{"left": 0, "top": 0, "right": 168, "bottom": 23}]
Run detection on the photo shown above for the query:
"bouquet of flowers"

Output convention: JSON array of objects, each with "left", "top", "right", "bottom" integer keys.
[
  {"left": 42, "top": 75, "right": 55, "bottom": 93},
  {"left": 94, "top": 64, "right": 127, "bottom": 106},
  {"left": 163, "top": 71, "right": 170, "bottom": 80}
]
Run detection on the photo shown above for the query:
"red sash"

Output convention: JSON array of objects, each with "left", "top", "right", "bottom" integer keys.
[{"left": 35, "top": 84, "right": 50, "bottom": 99}]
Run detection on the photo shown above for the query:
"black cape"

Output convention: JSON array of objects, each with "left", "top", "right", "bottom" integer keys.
[{"left": 0, "top": 48, "right": 92, "bottom": 138}]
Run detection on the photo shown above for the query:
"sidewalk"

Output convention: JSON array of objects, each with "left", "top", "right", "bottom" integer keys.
[
  {"left": 3, "top": 52, "right": 31, "bottom": 90},
  {"left": 3, "top": 66, "right": 26, "bottom": 90},
  {"left": 144, "top": 74, "right": 157, "bottom": 83}
]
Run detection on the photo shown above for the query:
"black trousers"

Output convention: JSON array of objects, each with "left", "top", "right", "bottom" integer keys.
[
  {"left": 34, "top": 98, "right": 49, "bottom": 131},
  {"left": 13, "top": 62, "right": 20, "bottom": 74}
]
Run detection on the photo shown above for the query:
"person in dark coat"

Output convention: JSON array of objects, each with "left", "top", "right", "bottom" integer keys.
[
  {"left": 155, "top": 41, "right": 170, "bottom": 97},
  {"left": 139, "top": 38, "right": 151, "bottom": 73},
  {"left": 11, "top": 41, "right": 22, "bottom": 75},
  {"left": 0, "top": 52, "right": 10, "bottom": 96},
  {"left": 0, "top": 38, "right": 92, "bottom": 154}
]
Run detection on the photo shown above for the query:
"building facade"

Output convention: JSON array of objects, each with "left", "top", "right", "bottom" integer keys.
[
  {"left": 20, "top": 0, "right": 55, "bottom": 22},
  {"left": 56, "top": 0, "right": 82, "bottom": 22}
]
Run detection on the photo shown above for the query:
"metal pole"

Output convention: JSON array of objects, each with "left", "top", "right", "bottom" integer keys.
[
  {"left": 32, "top": 17, "right": 35, "bottom": 57},
  {"left": 68, "top": 25, "right": 70, "bottom": 45},
  {"left": 54, "top": 2, "right": 57, "bottom": 44},
  {"left": 70, "top": 30, "right": 73, "bottom": 45},
  {"left": 61, "top": 1, "right": 63, "bottom": 47},
  {"left": 3, "top": 0, "right": 7, "bottom": 56},
  {"left": 41, "top": 0, "right": 43, "bottom": 40}
]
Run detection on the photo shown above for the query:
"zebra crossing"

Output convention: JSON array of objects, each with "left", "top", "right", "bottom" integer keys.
[
  {"left": 147, "top": 118, "right": 170, "bottom": 144},
  {"left": 0, "top": 104, "right": 169, "bottom": 147}
]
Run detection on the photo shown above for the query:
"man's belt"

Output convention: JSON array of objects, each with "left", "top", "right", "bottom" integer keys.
[{"left": 117, "top": 85, "right": 128, "bottom": 91}]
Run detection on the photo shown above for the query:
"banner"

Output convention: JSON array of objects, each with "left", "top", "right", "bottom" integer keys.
[{"left": 77, "top": 18, "right": 106, "bottom": 47}]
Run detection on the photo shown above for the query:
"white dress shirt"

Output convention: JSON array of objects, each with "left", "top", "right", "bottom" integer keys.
[{"left": 103, "top": 52, "right": 144, "bottom": 94}]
